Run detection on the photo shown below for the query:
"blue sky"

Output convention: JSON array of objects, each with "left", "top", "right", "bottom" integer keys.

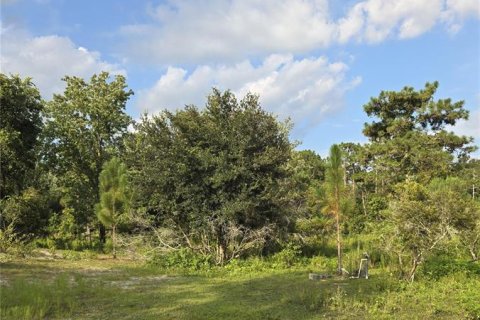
[{"left": 1, "top": 0, "right": 479, "bottom": 156}]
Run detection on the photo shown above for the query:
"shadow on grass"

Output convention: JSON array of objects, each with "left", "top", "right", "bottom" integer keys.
[
  {"left": 84, "top": 271, "right": 392, "bottom": 320},
  {"left": 0, "top": 260, "right": 398, "bottom": 320}
]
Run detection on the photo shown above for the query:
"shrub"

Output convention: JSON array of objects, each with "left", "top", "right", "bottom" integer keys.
[
  {"left": 421, "top": 255, "right": 480, "bottom": 280},
  {"left": 0, "top": 222, "right": 33, "bottom": 257},
  {"left": 271, "top": 243, "right": 302, "bottom": 268},
  {"left": 147, "top": 248, "right": 213, "bottom": 271},
  {"left": 224, "top": 257, "right": 270, "bottom": 275},
  {"left": 309, "top": 255, "right": 337, "bottom": 273}
]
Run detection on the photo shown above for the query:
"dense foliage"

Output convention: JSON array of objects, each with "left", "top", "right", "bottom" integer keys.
[
  {"left": 42, "top": 72, "right": 133, "bottom": 243},
  {"left": 0, "top": 72, "right": 478, "bottom": 283},
  {"left": 125, "top": 90, "right": 293, "bottom": 264}
]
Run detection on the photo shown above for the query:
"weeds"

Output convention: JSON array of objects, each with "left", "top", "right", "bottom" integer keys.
[{"left": 1, "top": 274, "right": 80, "bottom": 319}]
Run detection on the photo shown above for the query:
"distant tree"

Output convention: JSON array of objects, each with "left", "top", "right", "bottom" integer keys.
[
  {"left": 0, "top": 73, "right": 43, "bottom": 200},
  {"left": 43, "top": 72, "right": 133, "bottom": 242},
  {"left": 337, "top": 143, "right": 374, "bottom": 231},
  {"left": 428, "top": 177, "right": 480, "bottom": 262},
  {"left": 96, "top": 157, "right": 129, "bottom": 259},
  {"left": 125, "top": 89, "right": 293, "bottom": 264},
  {"left": 390, "top": 181, "right": 439, "bottom": 281},
  {"left": 456, "top": 159, "right": 480, "bottom": 201},
  {"left": 390, "top": 177, "right": 479, "bottom": 281},
  {"left": 286, "top": 150, "right": 325, "bottom": 217},
  {"left": 323, "top": 144, "right": 346, "bottom": 274},
  {"left": 363, "top": 81, "right": 470, "bottom": 144},
  {"left": 362, "top": 82, "right": 476, "bottom": 190},
  {"left": 0, "top": 74, "right": 59, "bottom": 237},
  {"left": 1, "top": 188, "right": 52, "bottom": 236}
]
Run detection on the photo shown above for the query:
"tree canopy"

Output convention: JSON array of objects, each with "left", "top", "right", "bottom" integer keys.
[
  {"left": 362, "top": 82, "right": 476, "bottom": 191},
  {"left": 126, "top": 89, "right": 293, "bottom": 264},
  {"left": 42, "top": 72, "right": 133, "bottom": 236},
  {"left": 0, "top": 74, "right": 43, "bottom": 200},
  {"left": 1, "top": 72, "right": 478, "bottom": 284}
]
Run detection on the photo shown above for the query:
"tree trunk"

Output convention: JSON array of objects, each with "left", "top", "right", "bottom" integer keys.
[
  {"left": 408, "top": 257, "right": 420, "bottom": 282},
  {"left": 112, "top": 225, "right": 117, "bottom": 259},
  {"left": 361, "top": 190, "right": 367, "bottom": 216},
  {"left": 397, "top": 253, "right": 404, "bottom": 277},
  {"left": 469, "top": 247, "right": 478, "bottom": 261},
  {"left": 99, "top": 224, "right": 106, "bottom": 244},
  {"left": 87, "top": 225, "right": 92, "bottom": 247},
  {"left": 217, "top": 242, "right": 226, "bottom": 266},
  {"left": 336, "top": 214, "right": 342, "bottom": 274},
  {"left": 335, "top": 187, "right": 342, "bottom": 275}
]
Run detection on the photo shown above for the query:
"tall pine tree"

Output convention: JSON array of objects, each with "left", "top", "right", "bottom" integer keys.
[{"left": 96, "top": 157, "right": 129, "bottom": 259}]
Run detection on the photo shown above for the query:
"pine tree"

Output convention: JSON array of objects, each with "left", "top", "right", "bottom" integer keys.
[
  {"left": 96, "top": 157, "right": 129, "bottom": 258},
  {"left": 323, "top": 144, "right": 345, "bottom": 275}
]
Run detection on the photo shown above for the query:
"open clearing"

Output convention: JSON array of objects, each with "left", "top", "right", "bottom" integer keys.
[{"left": 1, "top": 255, "right": 479, "bottom": 320}]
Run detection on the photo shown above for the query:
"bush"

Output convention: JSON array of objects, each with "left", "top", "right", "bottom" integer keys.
[
  {"left": 309, "top": 255, "right": 337, "bottom": 273},
  {"left": 0, "top": 222, "right": 33, "bottom": 257},
  {"left": 147, "top": 248, "right": 213, "bottom": 271},
  {"left": 0, "top": 188, "right": 53, "bottom": 236},
  {"left": 33, "top": 238, "right": 48, "bottom": 248},
  {"left": 224, "top": 257, "right": 271, "bottom": 275},
  {"left": 102, "top": 238, "right": 113, "bottom": 254},
  {"left": 271, "top": 243, "right": 302, "bottom": 268},
  {"left": 421, "top": 255, "right": 480, "bottom": 280}
]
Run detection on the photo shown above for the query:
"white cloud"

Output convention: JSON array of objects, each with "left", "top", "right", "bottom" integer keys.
[
  {"left": 120, "top": 0, "right": 336, "bottom": 64},
  {"left": 451, "top": 109, "right": 480, "bottom": 141},
  {"left": 442, "top": 0, "right": 480, "bottom": 33},
  {"left": 137, "top": 54, "right": 361, "bottom": 131},
  {"left": 0, "top": 24, "right": 125, "bottom": 99},
  {"left": 339, "top": 0, "right": 445, "bottom": 43},
  {"left": 119, "top": 0, "right": 479, "bottom": 64}
]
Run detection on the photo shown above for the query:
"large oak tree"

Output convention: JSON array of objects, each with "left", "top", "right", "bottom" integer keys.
[{"left": 126, "top": 89, "right": 293, "bottom": 264}]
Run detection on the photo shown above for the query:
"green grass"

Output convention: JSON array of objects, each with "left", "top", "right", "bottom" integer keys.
[{"left": 1, "top": 256, "right": 479, "bottom": 319}]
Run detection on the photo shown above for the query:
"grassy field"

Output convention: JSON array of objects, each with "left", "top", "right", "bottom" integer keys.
[{"left": 1, "top": 253, "right": 479, "bottom": 320}]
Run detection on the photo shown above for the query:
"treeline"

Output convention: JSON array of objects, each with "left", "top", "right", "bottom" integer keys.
[{"left": 0, "top": 72, "right": 478, "bottom": 280}]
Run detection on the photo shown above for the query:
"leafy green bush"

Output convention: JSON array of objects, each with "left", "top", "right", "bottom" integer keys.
[
  {"left": 33, "top": 238, "right": 48, "bottom": 248},
  {"left": 421, "top": 255, "right": 480, "bottom": 279},
  {"left": 102, "top": 238, "right": 113, "bottom": 253},
  {"left": 71, "top": 239, "right": 86, "bottom": 251},
  {"left": 147, "top": 248, "right": 213, "bottom": 271},
  {"left": 0, "top": 222, "right": 33, "bottom": 257},
  {"left": 271, "top": 243, "right": 302, "bottom": 268},
  {"left": 224, "top": 257, "right": 271, "bottom": 275},
  {"left": 309, "top": 255, "right": 337, "bottom": 273}
]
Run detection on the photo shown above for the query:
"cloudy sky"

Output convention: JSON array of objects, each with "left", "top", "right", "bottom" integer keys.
[{"left": 1, "top": 0, "right": 479, "bottom": 156}]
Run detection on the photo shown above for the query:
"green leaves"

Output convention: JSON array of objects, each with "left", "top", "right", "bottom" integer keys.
[
  {"left": 361, "top": 82, "right": 475, "bottom": 193},
  {"left": 325, "top": 145, "right": 343, "bottom": 189},
  {"left": 126, "top": 89, "right": 293, "bottom": 263},
  {"left": 390, "top": 177, "right": 480, "bottom": 278},
  {"left": 96, "top": 157, "right": 129, "bottom": 228},
  {"left": 0, "top": 74, "right": 44, "bottom": 199},
  {"left": 42, "top": 72, "right": 133, "bottom": 230},
  {"left": 96, "top": 157, "right": 129, "bottom": 258},
  {"left": 323, "top": 144, "right": 351, "bottom": 273}
]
